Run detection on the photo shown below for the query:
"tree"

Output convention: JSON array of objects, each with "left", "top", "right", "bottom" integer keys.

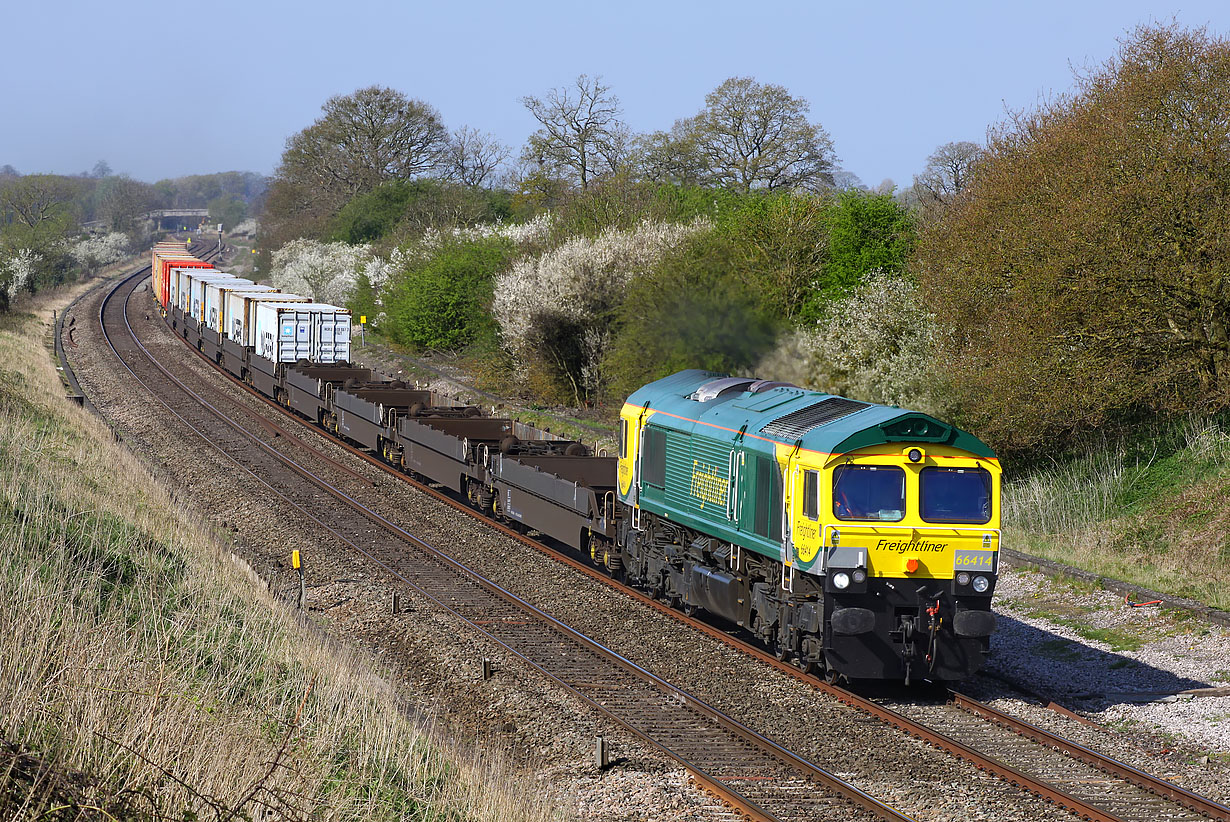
[
  {"left": 279, "top": 86, "right": 449, "bottom": 205},
  {"left": 90, "top": 160, "right": 112, "bottom": 179},
  {"left": 447, "top": 126, "right": 509, "bottom": 188},
  {"left": 208, "top": 194, "right": 247, "bottom": 231},
  {"left": 521, "top": 75, "right": 628, "bottom": 190},
  {"left": 95, "top": 175, "right": 154, "bottom": 231},
  {"left": 384, "top": 237, "right": 514, "bottom": 350},
  {"left": 674, "top": 77, "right": 836, "bottom": 193},
  {"left": 915, "top": 24, "right": 1230, "bottom": 454},
  {"left": 821, "top": 190, "right": 915, "bottom": 299},
  {"left": 909, "top": 141, "right": 980, "bottom": 215},
  {"left": 605, "top": 235, "right": 778, "bottom": 400}
]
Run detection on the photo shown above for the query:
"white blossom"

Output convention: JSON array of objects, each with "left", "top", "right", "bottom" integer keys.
[
  {"left": 269, "top": 239, "right": 376, "bottom": 306},
  {"left": 763, "top": 270, "right": 942, "bottom": 414},
  {"left": 1, "top": 248, "right": 40, "bottom": 303},
  {"left": 71, "top": 232, "right": 129, "bottom": 270},
  {"left": 231, "top": 218, "right": 258, "bottom": 237},
  {"left": 493, "top": 218, "right": 708, "bottom": 378}
]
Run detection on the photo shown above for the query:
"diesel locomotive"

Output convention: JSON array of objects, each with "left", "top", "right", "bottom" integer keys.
[
  {"left": 153, "top": 243, "right": 1000, "bottom": 684},
  {"left": 615, "top": 370, "right": 999, "bottom": 684}
]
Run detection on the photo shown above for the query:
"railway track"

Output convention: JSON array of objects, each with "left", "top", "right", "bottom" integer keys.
[
  {"left": 92, "top": 255, "right": 1230, "bottom": 822},
  {"left": 99, "top": 266, "right": 911, "bottom": 822}
]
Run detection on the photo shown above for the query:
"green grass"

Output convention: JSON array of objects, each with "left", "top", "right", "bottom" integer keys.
[{"left": 1002, "top": 415, "right": 1230, "bottom": 612}]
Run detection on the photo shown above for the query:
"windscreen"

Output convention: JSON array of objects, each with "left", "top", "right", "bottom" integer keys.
[
  {"left": 920, "top": 467, "right": 992, "bottom": 524},
  {"left": 832, "top": 465, "right": 905, "bottom": 521}
]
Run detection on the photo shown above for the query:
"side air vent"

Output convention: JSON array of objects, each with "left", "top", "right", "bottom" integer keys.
[{"left": 761, "top": 397, "right": 868, "bottom": 439}]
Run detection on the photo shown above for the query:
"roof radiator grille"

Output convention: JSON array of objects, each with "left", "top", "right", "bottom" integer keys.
[{"left": 761, "top": 397, "right": 868, "bottom": 439}]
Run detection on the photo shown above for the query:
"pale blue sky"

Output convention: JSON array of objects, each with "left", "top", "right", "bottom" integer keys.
[{"left": 2, "top": 1, "right": 1226, "bottom": 190}]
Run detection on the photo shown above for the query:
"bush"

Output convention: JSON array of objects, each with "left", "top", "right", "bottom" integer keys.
[
  {"left": 492, "top": 219, "right": 707, "bottom": 403},
  {"left": 327, "top": 180, "right": 512, "bottom": 245},
  {"left": 605, "top": 234, "right": 778, "bottom": 400},
  {"left": 383, "top": 237, "right": 514, "bottom": 351},
  {"left": 778, "top": 270, "right": 942, "bottom": 413}
]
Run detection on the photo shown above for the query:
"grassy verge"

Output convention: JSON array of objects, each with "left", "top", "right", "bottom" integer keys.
[
  {"left": 0, "top": 286, "right": 555, "bottom": 820},
  {"left": 1003, "top": 416, "right": 1230, "bottom": 612}
]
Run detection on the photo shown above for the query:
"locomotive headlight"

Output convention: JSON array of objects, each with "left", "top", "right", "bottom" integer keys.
[
  {"left": 852, "top": 569, "right": 867, "bottom": 584},
  {"left": 972, "top": 575, "right": 990, "bottom": 593},
  {"left": 956, "top": 572, "right": 971, "bottom": 586},
  {"left": 907, "top": 448, "right": 923, "bottom": 463},
  {"left": 832, "top": 572, "right": 851, "bottom": 590}
]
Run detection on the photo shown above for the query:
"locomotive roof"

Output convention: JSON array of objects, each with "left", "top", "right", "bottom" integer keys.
[{"left": 625, "top": 369, "right": 995, "bottom": 459}]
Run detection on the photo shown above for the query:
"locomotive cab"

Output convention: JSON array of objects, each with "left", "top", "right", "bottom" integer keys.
[{"left": 789, "top": 435, "right": 1000, "bottom": 683}]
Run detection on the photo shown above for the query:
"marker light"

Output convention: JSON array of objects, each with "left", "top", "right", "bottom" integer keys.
[
  {"left": 852, "top": 569, "right": 867, "bottom": 584},
  {"left": 956, "top": 572, "right": 971, "bottom": 586},
  {"left": 972, "top": 575, "right": 990, "bottom": 593},
  {"left": 905, "top": 558, "right": 920, "bottom": 573},
  {"left": 832, "top": 572, "right": 851, "bottom": 590}
]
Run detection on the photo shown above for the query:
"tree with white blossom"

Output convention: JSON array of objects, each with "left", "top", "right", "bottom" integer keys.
[
  {"left": 766, "top": 270, "right": 941, "bottom": 414},
  {"left": 270, "top": 239, "right": 376, "bottom": 306},
  {"left": 0, "top": 248, "right": 40, "bottom": 311},
  {"left": 493, "top": 218, "right": 707, "bottom": 401},
  {"left": 71, "top": 231, "right": 130, "bottom": 276}
]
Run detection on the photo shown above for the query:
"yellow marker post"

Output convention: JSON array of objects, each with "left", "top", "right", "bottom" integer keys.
[
  {"left": 293, "top": 550, "right": 304, "bottom": 608},
  {"left": 359, "top": 316, "right": 366, "bottom": 348}
]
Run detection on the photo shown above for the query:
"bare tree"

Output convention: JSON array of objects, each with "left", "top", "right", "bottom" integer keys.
[
  {"left": 447, "top": 126, "right": 510, "bottom": 188},
  {"left": 278, "top": 86, "right": 449, "bottom": 204},
  {"left": 521, "top": 75, "right": 626, "bottom": 189},
  {"left": 675, "top": 76, "right": 836, "bottom": 193},
  {"left": 911, "top": 140, "right": 981, "bottom": 205}
]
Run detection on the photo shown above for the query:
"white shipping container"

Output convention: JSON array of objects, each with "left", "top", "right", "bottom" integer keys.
[
  {"left": 202, "top": 277, "right": 256, "bottom": 334},
  {"left": 226, "top": 292, "right": 310, "bottom": 347},
  {"left": 189, "top": 274, "right": 239, "bottom": 323},
  {"left": 253, "top": 302, "right": 352, "bottom": 365},
  {"left": 170, "top": 266, "right": 218, "bottom": 315},
  {"left": 219, "top": 286, "right": 279, "bottom": 342}
]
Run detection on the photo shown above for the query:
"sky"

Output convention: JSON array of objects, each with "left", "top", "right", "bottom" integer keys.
[{"left": 3, "top": 1, "right": 1228, "bottom": 190}]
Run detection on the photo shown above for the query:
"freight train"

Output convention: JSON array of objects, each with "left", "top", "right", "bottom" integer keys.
[{"left": 151, "top": 241, "right": 1001, "bottom": 684}]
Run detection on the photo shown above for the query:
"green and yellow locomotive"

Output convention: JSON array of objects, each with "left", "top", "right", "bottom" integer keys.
[{"left": 616, "top": 370, "right": 1000, "bottom": 683}]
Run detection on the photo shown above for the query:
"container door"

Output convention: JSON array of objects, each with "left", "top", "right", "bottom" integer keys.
[
  {"left": 295, "top": 313, "right": 311, "bottom": 361},
  {"left": 334, "top": 315, "right": 351, "bottom": 362},
  {"left": 318, "top": 317, "right": 334, "bottom": 363}
]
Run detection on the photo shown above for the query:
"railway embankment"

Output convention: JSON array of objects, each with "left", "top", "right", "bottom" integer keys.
[{"left": 0, "top": 276, "right": 554, "bottom": 821}]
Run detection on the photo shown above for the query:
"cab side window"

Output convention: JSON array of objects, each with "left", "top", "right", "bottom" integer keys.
[
  {"left": 619, "top": 418, "right": 628, "bottom": 458},
  {"left": 642, "top": 427, "right": 666, "bottom": 488},
  {"left": 802, "top": 470, "right": 819, "bottom": 520}
]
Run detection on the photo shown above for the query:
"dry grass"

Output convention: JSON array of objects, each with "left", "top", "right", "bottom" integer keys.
[
  {"left": 1003, "top": 416, "right": 1230, "bottom": 611},
  {"left": 0, "top": 286, "right": 559, "bottom": 820}
]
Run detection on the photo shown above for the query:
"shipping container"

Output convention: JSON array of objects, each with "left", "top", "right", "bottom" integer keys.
[
  {"left": 218, "top": 285, "right": 278, "bottom": 342},
  {"left": 169, "top": 265, "right": 218, "bottom": 315},
  {"left": 152, "top": 249, "right": 211, "bottom": 308},
  {"left": 226, "top": 292, "right": 310, "bottom": 347},
  {"left": 202, "top": 277, "right": 256, "bottom": 334},
  {"left": 253, "top": 302, "right": 352, "bottom": 364},
  {"left": 188, "top": 274, "right": 241, "bottom": 324}
]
